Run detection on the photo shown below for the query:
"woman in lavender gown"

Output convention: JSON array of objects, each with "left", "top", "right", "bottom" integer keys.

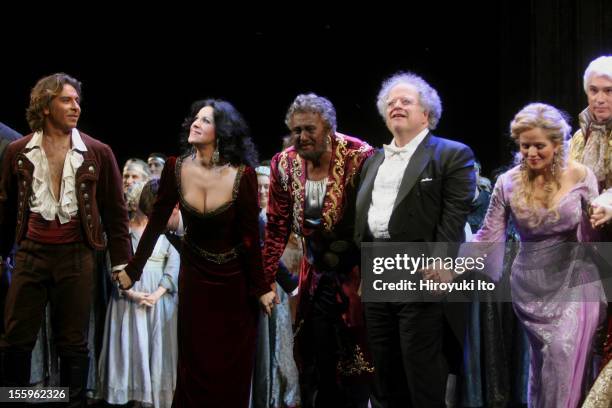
[
  {"left": 582, "top": 192, "right": 612, "bottom": 408},
  {"left": 471, "top": 103, "right": 607, "bottom": 407}
]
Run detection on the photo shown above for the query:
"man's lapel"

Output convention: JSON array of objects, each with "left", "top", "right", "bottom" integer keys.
[
  {"left": 392, "top": 133, "right": 434, "bottom": 212},
  {"left": 356, "top": 149, "right": 385, "bottom": 223}
]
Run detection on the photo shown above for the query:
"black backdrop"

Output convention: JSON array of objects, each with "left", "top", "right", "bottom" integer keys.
[{"left": 1, "top": 2, "right": 610, "bottom": 177}]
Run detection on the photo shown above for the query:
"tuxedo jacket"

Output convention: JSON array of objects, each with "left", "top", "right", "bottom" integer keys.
[
  {"left": 355, "top": 132, "right": 475, "bottom": 244},
  {"left": 354, "top": 132, "right": 475, "bottom": 343}
]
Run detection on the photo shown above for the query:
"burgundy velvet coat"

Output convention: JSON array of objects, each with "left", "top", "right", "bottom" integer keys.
[{"left": 0, "top": 131, "right": 131, "bottom": 267}]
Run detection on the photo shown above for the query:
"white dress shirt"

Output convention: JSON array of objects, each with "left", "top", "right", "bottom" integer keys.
[
  {"left": 25, "top": 129, "right": 87, "bottom": 224},
  {"left": 367, "top": 128, "right": 429, "bottom": 239}
]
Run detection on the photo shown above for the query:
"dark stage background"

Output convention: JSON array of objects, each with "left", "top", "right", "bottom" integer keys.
[{"left": 1, "top": 2, "right": 610, "bottom": 177}]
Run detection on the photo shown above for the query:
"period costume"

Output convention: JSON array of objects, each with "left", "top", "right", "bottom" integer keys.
[
  {"left": 124, "top": 157, "right": 269, "bottom": 407},
  {"left": 0, "top": 130, "right": 131, "bottom": 406},
  {"left": 97, "top": 233, "right": 179, "bottom": 408},
  {"left": 471, "top": 166, "right": 606, "bottom": 407},
  {"left": 264, "top": 133, "right": 374, "bottom": 407}
]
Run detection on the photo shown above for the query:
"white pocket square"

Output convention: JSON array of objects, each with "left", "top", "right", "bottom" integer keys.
[{"left": 420, "top": 178, "right": 433, "bottom": 182}]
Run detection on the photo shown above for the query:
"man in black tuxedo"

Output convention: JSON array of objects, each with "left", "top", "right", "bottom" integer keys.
[{"left": 354, "top": 72, "right": 475, "bottom": 407}]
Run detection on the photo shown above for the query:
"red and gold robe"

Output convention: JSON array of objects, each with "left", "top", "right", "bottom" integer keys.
[
  {"left": 264, "top": 132, "right": 372, "bottom": 293},
  {"left": 263, "top": 132, "right": 374, "bottom": 376}
]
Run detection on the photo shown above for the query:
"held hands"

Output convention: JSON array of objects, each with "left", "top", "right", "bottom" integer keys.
[
  {"left": 590, "top": 202, "right": 612, "bottom": 229},
  {"left": 420, "top": 266, "right": 456, "bottom": 284},
  {"left": 419, "top": 266, "right": 456, "bottom": 295},
  {"left": 111, "top": 270, "right": 133, "bottom": 290},
  {"left": 259, "top": 283, "right": 280, "bottom": 316},
  {"left": 166, "top": 205, "right": 182, "bottom": 232}
]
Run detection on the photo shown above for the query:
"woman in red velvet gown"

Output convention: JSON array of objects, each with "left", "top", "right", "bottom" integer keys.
[{"left": 117, "top": 99, "right": 276, "bottom": 408}]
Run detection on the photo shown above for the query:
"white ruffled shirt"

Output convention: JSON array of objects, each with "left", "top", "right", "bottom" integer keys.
[
  {"left": 367, "top": 128, "right": 428, "bottom": 239},
  {"left": 25, "top": 129, "right": 87, "bottom": 224}
]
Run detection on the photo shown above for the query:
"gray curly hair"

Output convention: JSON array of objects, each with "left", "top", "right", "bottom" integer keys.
[
  {"left": 376, "top": 72, "right": 442, "bottom": 130},
  {"left": 285, "top": 93, "right": 337, "bottom": 133}
]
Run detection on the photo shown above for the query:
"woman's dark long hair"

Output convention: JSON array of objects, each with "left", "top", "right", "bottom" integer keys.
[{"left": 181, "top": 99, "right": 258, "bottom": 168}]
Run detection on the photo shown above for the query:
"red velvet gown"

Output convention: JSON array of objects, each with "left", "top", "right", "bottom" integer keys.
[{"left": 125, "top": 156, "right": 270, "bottom": 408}]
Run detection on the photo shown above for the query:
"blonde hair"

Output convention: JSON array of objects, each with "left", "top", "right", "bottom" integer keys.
[
  {"left": 125, "top": 181, "right": 145, "bottom": 214},
  {"left": 509, "top": 103, "right": 571, "bottom": 227}
]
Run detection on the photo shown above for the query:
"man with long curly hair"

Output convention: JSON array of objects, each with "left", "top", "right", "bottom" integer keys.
[{"left": 0, "top": 73, "right": 131, "bottom": 407}]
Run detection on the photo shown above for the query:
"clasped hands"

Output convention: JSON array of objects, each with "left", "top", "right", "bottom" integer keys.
[
  {"left": 112, "top": 269, "right": 165, "bottom": 307},
  {"left": 123, "top": 286, "right": 167, "bottom": 307}
]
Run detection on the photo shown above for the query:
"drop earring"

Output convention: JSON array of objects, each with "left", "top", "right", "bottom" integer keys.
[{"left": 212, "top": 144, "right": 220, "bottom": 166}]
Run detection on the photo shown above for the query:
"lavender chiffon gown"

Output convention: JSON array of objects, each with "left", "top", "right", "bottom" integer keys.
[{"left": 471, "top": 166, "right": 606, "bottom": 408}]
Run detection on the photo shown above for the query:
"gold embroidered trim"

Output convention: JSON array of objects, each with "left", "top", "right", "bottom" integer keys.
[
  {"left": 336, "top": 345, "right": 375, "bottom": 377},
  {"left": 183, "top": 236, "right": 241, "bottom": 264},
  {"left": 322, "top": 134, "right": 347, "bottom": 231},
  {"left": 278, "top": 151, "right": 289, "bottom": 192},
  {"left": 347, "top": 143, "right": 372, "bottom": 187},
  {"left": 290, "top": 155, "right": 304, "bottom": 234},
  {"left": 582, "top": 360, "right": 612, "bottom": 408}
]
